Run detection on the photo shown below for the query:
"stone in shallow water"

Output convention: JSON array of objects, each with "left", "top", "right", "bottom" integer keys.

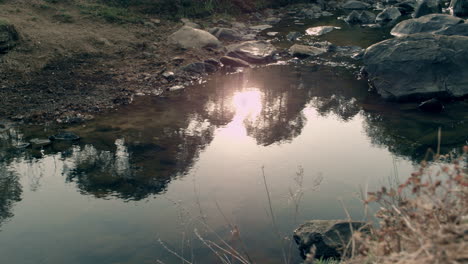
[
  {"left": 376, "top": 7, "right": 402, "bottom": 24},
  {"left": 363, "top": 33, "right": 468, "bottom": 100},
  {"left": 49, "top": 132, "right": 80, "bottom": 141},
  {"left": 30, "top": 138, "right": 52, "bottom": 148},
  {"left": 419, "top": 98, "right": 444, "bottom": 112},
  {"left": 289, "top": 44, "right": 327, "bottom": 57},
  {"left": 226, "top": 41, "right": 277, "bottom": 64},
  {"left": 342, "top": 0, "right": 370, "bottom": 10},
  {"left": 306, "top": 26, "right": 340, "bottom": 36},
  {"left": 249, "top": 24, "right": 273, "bottom": 31},
  {"left": 220, "top": 56, "right": 251, "bottom": 68}
]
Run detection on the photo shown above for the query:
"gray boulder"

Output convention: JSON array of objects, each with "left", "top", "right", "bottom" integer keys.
[
  {"left": 376, "top": 7, "right": 402, "bottom": 24},
  {"left": 0, "top": 20, "right": 18, "bottom": 54},
  {"left": 363, "top": 34, "right": 468, "bottom": 100},
  {"left": 450, "top": 0, "right": 468, "bottom": 16},
  {"left": 289, "top": 44, "right": 327, "bottom": 57},
  {"left": 208, "top": 27, "right": 242, "bottom": 41},
  {"left": 226, "top": 41, "right": 276, "bottom": 64},
  {"left": 294, "top": 220, "right": 369, "bottom": 259},
  {"left": 390, "top": 14, "right": 463, "bottom": 36},
  {"left": 168, "top": 26, "right": 221, "bottom": 50},
  {"left": 413, "top": 0, "right": 442, "bottom": 18},
  {"left": 342, "top": 0, "right": 371, "bottom": 10}
]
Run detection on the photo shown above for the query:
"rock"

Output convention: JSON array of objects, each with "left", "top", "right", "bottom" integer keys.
[
  {"left": 231, "top": 22, "right": 247, "bottom": 29},
  {"left": 15, "top": 143, "right": 31, "bottom": 149},
  {"left": 391, "top": 14, "right": 463, "bottom": 37},
  {"left": 49, "top": 132, "right": 80, "bottom": 141},
  {"left": 294, "top": 220, "right": 369, "bottom": 259},
  {"left": 181, "top": 18, "right": 201, "bottom": 29},
  {"left": 266, "top": 32, "right": 279, "bottom": 36},
  {"left": 306, "top": 26, "right": 339, "bottom": 36},
  {"left": 220, "top": 56, "right": 251, "bottom": 67},
  {"left": 359, "top": 11, "right": 377, "bottom": 24},
  {"left": 168, "top": 85, "right": 185, "bottom": 91},
  {"left": 168, "top": 26, "right": 221, "bottom": 50},
  {"left": 345, "top": 10, "right": 376, "bottom": 24},
  {"left": 0, "top": 20, "right": 19, "bottom": 54},
  {"left": 29, "top": 138, "right": 52, "bottom": 148},
  {"left": 363, "top": 34, "right": 468, "bottom": 100},
  {"left": 289, "top": 44, "right": 327, "bottom": 57},
  {"left": 209, "top": 27, "right": 242, "bottom": 41},
  {"left": 396, "top": 1, "right": 418, "bottom": 15},
  {"left": 413, "top": 0, "right": 442, "bottom": 18},
  {"left": 226, "top": 41, "right": 277, "bottom": 64},
  {"left": 345, "top": 10, "right": 361, "bottom": 23},
  {"left": 450, "top": 0, "right": 468, "bottom": 16},
  {"left": 418, "top": 98, "right": 444, "bottom": 112},
  {"left": 342, "top": 0, "right": 371, "bottom": 10},
  {"left": 265, "top": 17, "right": 281, "bottom": 24},
  {"left": 376, "top": 7, "right": 402, "bottom": 24},
  {"left": 162, "top": 71, "right": 175, "bottom": 81},
  {"left": 286, "top": 31, "right": 301, "bottom": 41},
  {"left": 181, "top": 62, "right": 218, "bottom": 74},
  {"left": 204, "top": 58, "right": 221, "bottom": 68},
  {"left": 434, "top": 22, "right": 468, "bottom": 36},
  {"left": 249, "top": 24, "right": 273, "bottom": 31}
]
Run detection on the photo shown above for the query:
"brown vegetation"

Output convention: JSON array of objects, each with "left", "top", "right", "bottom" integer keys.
[{"left": 348, "top": 146, "right": 468, "bottom": 264}]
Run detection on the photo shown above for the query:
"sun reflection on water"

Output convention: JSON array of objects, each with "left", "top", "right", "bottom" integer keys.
[{"left": 223, "top": 89, "right": 263, "bottom": 137}]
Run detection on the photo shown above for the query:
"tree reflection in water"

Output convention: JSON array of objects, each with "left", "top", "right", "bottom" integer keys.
[{"left": 0, "top": 65, "right": 466, "bottom": 206}]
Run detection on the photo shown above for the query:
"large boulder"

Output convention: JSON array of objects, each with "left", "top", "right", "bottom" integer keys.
[
  {"left": 396, "top": 1, "right": 418, "bottom": 15},
  {"left": 413, "top": 0, "right": 442, "bottom": 18},
  {"left": 168, "top": 26, "right": 221, "bottom": 49},
  {"left": 0, "top": 20, "right": 19, "bottom": 54},
  {"left": 342, "top": 0, "right": 371, "bottom": 10},
  {"left": 390, "top": 14, "right": 463, "bottom": 36},
  {"left": 376, "top": 7, "right": 402, "bottom": 24},
  {"left": 450, "top": 0, "right": 468, "bottom": 17},
  {"left": 294, "top": 220, "right": 369, "bottom": 259},
  {"left": 363, "top": 34, "right": 468, "bottom": 100},
  {"left": 226, "top": 41, "right": 276, "bottom": 64}
]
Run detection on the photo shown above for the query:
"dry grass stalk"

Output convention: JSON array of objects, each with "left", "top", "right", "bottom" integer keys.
[{"left": 348, "top": 145, "right": 468, "bottom": 264}]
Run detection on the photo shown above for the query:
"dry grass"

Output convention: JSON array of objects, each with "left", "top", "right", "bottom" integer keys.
[{"left": 347, "top": 146, "right": 468, "bottom": 264}]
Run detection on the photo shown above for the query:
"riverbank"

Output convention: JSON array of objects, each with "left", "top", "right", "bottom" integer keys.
[{"left": 0, "top": 0, "right": 335, "bottom": 124}]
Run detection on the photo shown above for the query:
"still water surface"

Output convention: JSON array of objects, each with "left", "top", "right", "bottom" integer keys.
[
  {"left": 1, "top": 14, "right": 468, "bottom": 264},
  {"left": 1, "top": 65, "right": 466, "bottom": 264}
]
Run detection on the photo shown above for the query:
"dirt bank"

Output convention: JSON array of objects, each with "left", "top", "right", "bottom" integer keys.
[{"left": 0, "top": 0, "right": 258, "bottom": 124}]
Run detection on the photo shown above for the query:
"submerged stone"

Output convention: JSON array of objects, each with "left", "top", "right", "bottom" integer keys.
[
  {"left": 226, "top": 41, "right": 277, "bottom": 64},
  {"left": 419, "top": 98, "right": 444, "bottom": 112},
  {"left": 306, "top": 26, "right": 340, "bottom": 36},
  {"left": 49, "top": 132, "right": 80, "bottom": 141},
  {"left": 30, "top": 138, "right": 52, "bottom": 148}
]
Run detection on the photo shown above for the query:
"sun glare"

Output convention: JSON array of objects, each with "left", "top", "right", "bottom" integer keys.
[{"left": 222, "top": 89, "right": 263, "bottom": 138}]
